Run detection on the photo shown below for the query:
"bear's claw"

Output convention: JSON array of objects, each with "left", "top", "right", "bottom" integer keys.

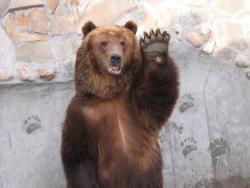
[{"left": 140, "top": 29, "right": 170, "bottom": 53}]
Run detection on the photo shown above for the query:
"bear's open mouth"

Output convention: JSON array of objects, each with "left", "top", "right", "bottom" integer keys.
[{"left": 108, "top": 66, "right": 121, "bottom": 75}]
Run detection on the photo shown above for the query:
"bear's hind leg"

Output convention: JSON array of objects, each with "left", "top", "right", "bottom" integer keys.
[{"left": 64, "top": 161, "right": 100, "bottom": 188}]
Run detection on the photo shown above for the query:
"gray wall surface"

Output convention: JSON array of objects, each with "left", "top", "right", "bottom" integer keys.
[{"left": 0, "top": 43, "right": 250, "bottom": 188}]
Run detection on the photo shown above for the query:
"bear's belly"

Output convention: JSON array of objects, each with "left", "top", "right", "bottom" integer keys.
[
  {"left": 96, "top": 115, "right": 161, "bottom": 187},
  {"left": 82, "top": 98, "right": 162, "bottom": 186}
]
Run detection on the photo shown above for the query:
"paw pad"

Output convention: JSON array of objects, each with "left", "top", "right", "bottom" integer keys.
[{"left": 140, "top": 29, "right": 170, "bottom": 53}]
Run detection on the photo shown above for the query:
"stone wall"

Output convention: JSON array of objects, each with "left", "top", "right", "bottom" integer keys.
[{"left": 0, "top": 0, "right": 250, "bottom": 84}]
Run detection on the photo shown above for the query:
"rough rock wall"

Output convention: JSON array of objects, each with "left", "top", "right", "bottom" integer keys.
[
  {"left": 0, "top": 0, "right": 250, "bottom": 188},
  {"left": 0, "top": 0, "right": 250, "bottom": 83}
]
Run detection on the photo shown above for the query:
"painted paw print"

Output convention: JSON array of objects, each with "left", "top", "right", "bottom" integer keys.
[
  {"left": 169, "top": 122, "right": 183, "bottom": 134},
  {"left": 245, "top": 71, "right": 250, "bottom": 80},
  {"left": 158, "top": 129, "right": 168, "bottom": 145},
  {"left": 209, "top": 137, "right": 230, "bottom": 158},
  {"left": 179, "top": 94, "right": 196, "bottom": 113},
  {"left": 24, "top": 115, "right": 42, "bottom": 134},
  {"left": 181, "top": 137, "right": 197, "bottom": 157}
]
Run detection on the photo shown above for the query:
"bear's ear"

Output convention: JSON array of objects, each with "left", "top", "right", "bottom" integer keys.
[
  {"left": 124, "top": 21, "right": 137, "bottom": 34},
  {"left": 82, "top": 21, "right": 97, "bottom": 36}
]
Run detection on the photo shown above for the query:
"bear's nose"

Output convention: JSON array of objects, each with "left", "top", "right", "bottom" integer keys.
[{"left": 110, "top": 54, "right": 121, "bottom": 65}]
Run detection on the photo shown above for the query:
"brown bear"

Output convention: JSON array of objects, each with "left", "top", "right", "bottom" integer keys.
[{"left": 61, "top": 21, "right": 179, "bottom": 188}]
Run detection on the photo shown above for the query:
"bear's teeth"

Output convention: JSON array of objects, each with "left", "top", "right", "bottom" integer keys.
[{"left": 108, "top": 66, "right": 121, "bottom": 75}]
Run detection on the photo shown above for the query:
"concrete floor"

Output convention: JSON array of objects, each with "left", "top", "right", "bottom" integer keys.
[{"left": 1, "top": 44, "right": 250, "bottom": 188}]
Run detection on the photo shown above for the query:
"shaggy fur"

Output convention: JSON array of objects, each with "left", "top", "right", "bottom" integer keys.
[{"left": 61, "top": 21, "right": 179, "bottom": 188}]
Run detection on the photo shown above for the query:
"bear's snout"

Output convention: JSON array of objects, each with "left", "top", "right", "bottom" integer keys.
[
  {"left": 110, "top": 54, "right": 121, "bottom": 65},
  {"left": 108, "top": 53, "right": 122, "bottom": 75}
]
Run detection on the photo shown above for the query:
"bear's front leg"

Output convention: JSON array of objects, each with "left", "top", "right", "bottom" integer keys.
[{"left": 130, "top": 29, "right": 179, "bottom": 131}]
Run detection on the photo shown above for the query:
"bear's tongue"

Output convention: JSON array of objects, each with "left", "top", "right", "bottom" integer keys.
[{"left": 108, "top": 66, "right": 121, "bottom": 75}]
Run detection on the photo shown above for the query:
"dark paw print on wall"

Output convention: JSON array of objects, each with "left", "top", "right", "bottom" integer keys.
[
  {"left": 24, "top": 115, "right": 42, "bottom": 134},
  {"left": 181, "top": 137, "right": 198, "bottom": 157},
  {"left": 209, "top": 137, "right": 230, "bottom": 166},
  {"left": 170, "top": 122, "right": 184, "bottom": 134},
  {"left": 179, "top": 94, "right": 196, "bottom": 113},
  {"left": 245, "top": 71, "right": 250, "bottom": 80},
  {"left": 209, "top": 137, "right": 230, "bottom": 158}
]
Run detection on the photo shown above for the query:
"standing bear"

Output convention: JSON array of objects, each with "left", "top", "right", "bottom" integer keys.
[{"left": 61, "top": 21, "right": 179, "bottom": 188}]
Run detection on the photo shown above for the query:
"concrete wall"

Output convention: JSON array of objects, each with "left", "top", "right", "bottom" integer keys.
[{"left": 1, "top": 0, "right": 250, "bottom": 188}]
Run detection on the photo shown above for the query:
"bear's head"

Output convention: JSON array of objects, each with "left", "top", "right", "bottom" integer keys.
[{"left": 75, "top": 21, "right": 142, "bottom": 99}]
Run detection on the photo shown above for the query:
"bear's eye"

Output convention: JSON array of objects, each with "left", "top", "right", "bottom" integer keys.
[
  {"left": 100, "top": 41, "right": 108, "bottom": 48},
  {"left": 120, "top": 41, "right": 126, "bottom": 46}
]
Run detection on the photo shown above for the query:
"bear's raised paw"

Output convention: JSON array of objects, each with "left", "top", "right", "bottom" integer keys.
[
  {"left": 140, "top": 29, "right": 170, "bottom": 64},
  {"left": 140, "top": 29, "right": 170, "bottom": 53}
]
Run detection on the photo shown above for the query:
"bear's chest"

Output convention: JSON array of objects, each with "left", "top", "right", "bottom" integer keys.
[
  {"left": 82, "top": 98, "right": 160, "bottom": 180},
  {"left": 82, "top": 97, "right": 145, "bottom": 152}
]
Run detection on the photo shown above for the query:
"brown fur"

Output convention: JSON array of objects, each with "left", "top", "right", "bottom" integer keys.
[
  {"left": 75, "top": 25, "right": 141, "bottom": 99},
  {"left": 61, "top": 21, "right": 179, "bottom": 188}
]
